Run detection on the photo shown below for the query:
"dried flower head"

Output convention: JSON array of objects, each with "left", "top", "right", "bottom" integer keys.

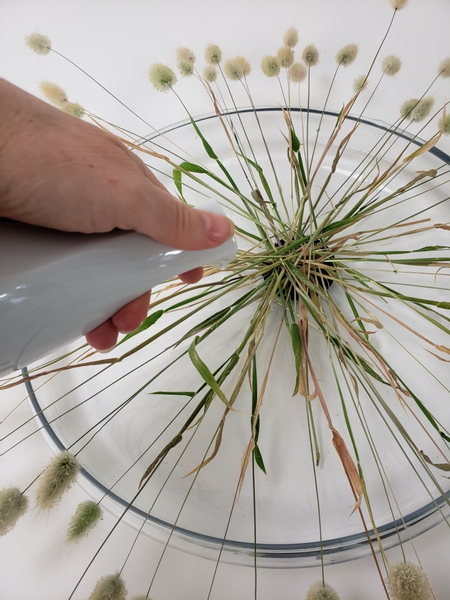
[
  {"left": 290, "top": 62, "right": 307, "bottom": 83},
  {"left": 401, "top": 96, "right": 434, "bottom": 122},
  {"left": 224, "top": 56, "right": 251, "bottom": 80},
  {"left": 89, "top": 573, "right": 127, "bottom": 600},
  {"left": 177, "top": 60, "right": 194, "bottom": 77},
  {"left": 382, "top": 55, "right": 402, "bottom": 75},
  {"left": 176, "top": 46, "right": 195, "bottom": 64},
  {"left": 302, "top": 44, "right": 319, "bottom": 67},
  {"left": 336, "top": 44, "right": 358, "bottom": 67},
  {"left": 35, "top": 451, "right": 80, "bottom": 510},
  {"left": 25, "top": 32, "right": 51, "bottom": 55},
  {"left": 203, "top": 65, "right": 218, "bottom": 83},
  {"left": 62, "top": 102, "right": 85, "bottom": 118},
  {"left": 66, "top": 500, "right": 103, "bottom": 542},
  {"left": 277, "top": 46, "right": 295, "bottom": 68},
  {"left": 439, "top": 113, "right": 450, "bottom": 135},
  {"left": 305, "top": 581, "right": 341, "bottom": 600},
  {"left": 438, "top": 57, "right": 450, "bottom": 77},
  {"left": 39, "top": 81, "right": 68, "bottom": 107},
  {"left": 387, "top": 562, "right": 433, "bottom": 600},
  {"left": 205, "top": 44, "right": 222, "bottom": 65},
  {"left": 353, "top": 74, "right": 368, "bottom": 92},
  {"left": 261, "top": 55, "right": 280, "bottom": 78},
  {"left": 390, "top": 0, "right": 408, "bottom": 9},
  {"left": 149, "top": 63, "right": 177, "bottom": 92},
  {"left": 283, "top": 27, "right": 299, "bottom": 48},
  {"left": 0, "top": 488, "right": 28, "bottom": 535}
]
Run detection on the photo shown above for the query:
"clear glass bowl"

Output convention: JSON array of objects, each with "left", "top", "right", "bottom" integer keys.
[{"left": 27, "top": 108, "right": 450, "bottom": 567}]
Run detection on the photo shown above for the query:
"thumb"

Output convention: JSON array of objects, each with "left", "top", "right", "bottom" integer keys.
[{"left": 133, "top": 186, "right": 234, "bottom": 251}]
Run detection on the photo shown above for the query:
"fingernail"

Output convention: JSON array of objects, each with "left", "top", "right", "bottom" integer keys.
[
  {"left": 201, "top": 211, "right": 234, "bottom": 243},
  {"left": 98, "top": 345, "right": 116, "bottom": 354}
]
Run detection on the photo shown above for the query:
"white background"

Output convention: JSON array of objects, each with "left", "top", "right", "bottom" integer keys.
[{"left": 1, "top": 1, "right": 450, "bottom": 599}]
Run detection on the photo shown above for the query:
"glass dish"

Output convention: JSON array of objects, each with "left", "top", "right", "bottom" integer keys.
[{"left": 27, "top": 108, "right": 450, "bottom": 568}]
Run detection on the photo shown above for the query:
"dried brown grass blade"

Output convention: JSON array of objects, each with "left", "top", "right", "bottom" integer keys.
[{"left": 332, "top": 429, "right": 363, "bottom": 514}]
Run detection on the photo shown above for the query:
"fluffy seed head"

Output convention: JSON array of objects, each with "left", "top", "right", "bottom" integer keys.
[
  {"left": 203, "top": 65, "right": 218, "bottom": 83},
  {"left": 39, "top": 81, "right": 68, "bottom": 107},
  {"left": 67, "top": 500, "right": 103, "bottom": 542},
  {"left": 401, "top": 97, "right": 434, "bottom": 122},
  {"left": 439, "top": 113, "right": 450, "bottom": 135},
  {"left": 438, "top": 57, "right": 450, "bottom": 77},
  {"left": 0, "top": 488, "right": 28, "bottom": 535},
  {"left": 353, "top": 74, "right": 368, "bottom": 92},
  {"left": 35, "top": 451, "right": 80, "bottom": 510},
  {"left": 305, "top": 581, "right": 341, "bottom": 600},
  {"left": 390, "top": 0, "right": 408, "bottom": 9},
  {"left": 261, "top": 55, "right": 280, "bottom": 77},
  {"left": 302, "top": 44, "right": 319, "bottom": 67},
  {"left": 176, "top": 46, "right": 195, "bottom": 64},
  {"left": 224, "top": 56, "right": 251, "bottom": 80},
  {"left": 149, "top": 63, "right": 177, "bottom": 92},
  {"left": 176, "top": 47, "right": 196, "bottom": 76},
  {"left": 205, "top": 44, "right": 222, "bottom": 65},
  {"left": 336, "top": 44, "right": 358, "bottom": 67},
  {"left": 89, "top": 573, "right": 127, "bottom": 600},
  {"left": 387, "top": 562, "right": 433, "bottom": 600},
  {"left": 382, "top": 55, "right": 402, "bottom": 75},
  {"left": 62, "top": 102, "right": 85, "bottom": 118},
  {"left": 290, "top": 62, "right": 307, "bottom": 83},
  {"left": 25, "top": 32, "right": 51, "bottom": 55},
  {"left": 283, "top": 27, "right": 299, "bottom": 48},
  {"left": 177, "top": 60, "right": 194, "bottom": 77},
  {"left": 277, "top": 46, "right": 295, "bottom": 68}
]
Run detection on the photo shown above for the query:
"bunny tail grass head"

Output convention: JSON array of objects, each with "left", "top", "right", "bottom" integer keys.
[
  {"left": 390, "top": 0, "right": 408, "bottom": 9},
  {"left": 25, "top": 32, "right": 51, "bottom": 55},
  {"left": 439, "top": 113, "right": 450, "bottom": 135},
  {"left": 224, "top": 56, "right": 251, "bottom": 80},
  {"left": 302, "top": 44, "right": 320, "bottom": 67},
  {"left": 89, "top": 573, "right": 127, "bottom": 600},
  {"left": 35, "top": 451, "right": 80, "bottom": 510},
  {"left": 277, "top": 46, "right": 295, "bottom": 68},
  {"left": 400, "top": 97, "right": 434, "bottom": 122},
  {"left": 261, "top": 55, "right": 280, "bottom": 78},
  {"left": 305, "top": 581, "right": 341, "bottom": 600},
  {"left": 283, "top": 26, "right": 299, "bottom": 48},
  {"left": 66, "top": 500, "right": 103, "bottom": 542},
  {"left": 290, "top": 62, "right": 307, "bottom": 83},
  {"left": 382, "top": 55, "right": 402, "bottom": 75},
  {"left": 336, "top": 43, "right": 358, "bottom": 67},
  {"left": 438, "top": 57, "right": 450, "bottom": 77},
  {"left": 148, "top": 63, "right": 177, "bottom": 92},
  {"left": 39, "top": 81, "right": 68, "bottom": 107},
  {"left": 204, "top": 44, "right": 222, "bottom": 65},
  {"left": 0, "top": 488, "right": 28, "bottom": 535},
  {"left": 387, "top": 562, "right": 433, "bottom": 600}
]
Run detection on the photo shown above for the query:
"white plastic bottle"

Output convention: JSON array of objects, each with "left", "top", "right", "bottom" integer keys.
[{"left": 0, "top": 200, "right": 237, "bottom": 376}]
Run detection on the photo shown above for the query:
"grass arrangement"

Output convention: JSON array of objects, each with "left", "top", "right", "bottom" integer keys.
[{"left": 1, "top": 1, "right": 450, "bottom": 599}]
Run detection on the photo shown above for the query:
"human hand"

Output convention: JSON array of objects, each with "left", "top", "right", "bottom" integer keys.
[{"left": 0, "top": 79, "right": 234, "bottom": 350}]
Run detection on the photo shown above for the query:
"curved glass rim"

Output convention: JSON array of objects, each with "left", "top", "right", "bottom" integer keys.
[{"left": 25, "top": 107, "right": 450, "bottom": 565}]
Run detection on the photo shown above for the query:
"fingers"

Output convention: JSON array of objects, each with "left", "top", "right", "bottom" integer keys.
[
  {"left": 85, "top": 292, "right": 151, "bottom": 351},
  {"left": 179, "top": 266, "right": 204, "bottom": 284},
  {"left": 111, "top": 292, "right": 151, "bottom": 332}
]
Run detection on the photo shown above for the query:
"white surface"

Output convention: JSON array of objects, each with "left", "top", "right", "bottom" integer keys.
[{"left": 1, "top": 1, "right": 450, "bottom": 599}]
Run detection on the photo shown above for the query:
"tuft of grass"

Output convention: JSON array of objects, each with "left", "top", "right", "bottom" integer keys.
[
  {"left": 305, "top": 581, "right": 341, "bottom": 600},
  {"left": 35, "top": 451, "right": 80, "bottom": 510},
  {"left": 387, "top": 562, "right": 433, "bottom": 600},
  {"left": 66, "top": 500, "right": 103, "bottom": 542},
  {"left": 0, "top": 488, "right": 28, "bottom": 535},
  {"left": 88, "top": 573, "right": 127, "bottom": 600}
]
